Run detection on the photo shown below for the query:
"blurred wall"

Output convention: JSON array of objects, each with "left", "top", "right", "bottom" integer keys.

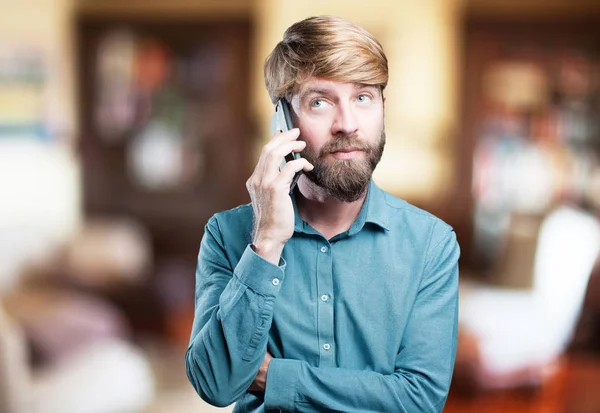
[
  {"left": 0, "top": 0, "right": 81, "bottom": 290},
  {"left": 0, "top": 0, "right": 77, "bottom": 140}
]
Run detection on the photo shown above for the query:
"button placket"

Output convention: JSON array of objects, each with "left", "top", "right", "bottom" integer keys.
[{"left": 316, "top": 241, "right": 335, "bottom": 365}]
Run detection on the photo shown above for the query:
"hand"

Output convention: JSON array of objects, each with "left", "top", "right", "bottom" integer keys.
[
  {"left": 248, "top": 351, "right": 273, "bottom": 392},
  {"left": 246, "top": 128, "right": 313, "bottom": 264}
]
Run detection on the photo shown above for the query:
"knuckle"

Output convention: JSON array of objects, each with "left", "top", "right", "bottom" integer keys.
[
  {"left": 261, "top": 144, "right": 271, "bottom": 155},
  {"left": 266, "top": 150, "right": 280, "bottom": 163},
  {"left": 263, "top": 181, "right": 273, "bottom": 191}
]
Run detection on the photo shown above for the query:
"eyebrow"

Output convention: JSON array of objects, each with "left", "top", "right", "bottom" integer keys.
[
  {"left": 299, "top": 87, "right": 334, "bottom": 102},
  {"left": 299, "top": 84, "right": 379, "bottom": 102},
  {"left": 355, "top": 83, "right": 378, "bottom": 90}
]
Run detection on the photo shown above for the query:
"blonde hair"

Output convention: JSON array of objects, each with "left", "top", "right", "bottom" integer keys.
[{"left": 264, "top": 15, "right": 388, "bottom": 104}]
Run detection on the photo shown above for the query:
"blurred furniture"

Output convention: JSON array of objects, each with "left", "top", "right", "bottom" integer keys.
[
  {"left": 32, "top": 216, "right": 166, "bottom": 337},
  {"left": 0, "top": 129, "right": 156, "bottom": 413},
  {"left": 569, "top": 255, "right": 600, "bottom": 354},
  {"left": 457, "top": 205, "right": 600, "bottom": 389},
  {"left": 0, "top": 302, "right": 28, "bottom": 413},
  {"left": 0, "top": 256, "right": 157, "bottom": 413},
  {"left": 446, "top": 352, "right": 600, "bottom": 413},
  {"left": 0, "top": 200, "right": 157, "bottom": 412},
  {"left": 487, "top": 212, "right": 542, "bottom": 289},
  {"left": 76, "top": 17, "right": 254, "bottom": 343},
  {"left": 458, "top": 15, "right": 600, "bottom": 269},
  {"left": 0, "top": 300, "right": 154, "bottom": 413},
  {"left": 561, "top": 255, "right": 600, "bottom": 412}
]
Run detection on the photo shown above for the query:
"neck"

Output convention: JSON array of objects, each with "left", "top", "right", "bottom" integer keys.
[{"left": 295, "top": 176, "right": 368, "bottom": 240}]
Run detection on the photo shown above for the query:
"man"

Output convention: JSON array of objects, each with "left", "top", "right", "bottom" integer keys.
[{"left": 186, "top": 15, "right": 459, "bottom": 412}]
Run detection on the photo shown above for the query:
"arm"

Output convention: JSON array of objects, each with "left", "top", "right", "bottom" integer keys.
[
  {"left": 186, "top": 128, "right": 314, "bottom": 407},
  {"left": 264, "top": 227, "right": 460, "bottom": 413},
  {"left": 185, "top": 217, "right": 285, "bottom": 407}
]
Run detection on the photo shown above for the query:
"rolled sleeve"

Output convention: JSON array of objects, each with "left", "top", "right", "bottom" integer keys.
[{"left": 234, "top": 245, "right": 287, "bottom": 296}]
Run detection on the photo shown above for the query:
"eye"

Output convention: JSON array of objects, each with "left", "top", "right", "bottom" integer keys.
[
  {"left": 310, "top": 99, "right": 326, "bottom": 108},
  {"left": 357, "top": 94, "right": 372, "bottom": 104}
]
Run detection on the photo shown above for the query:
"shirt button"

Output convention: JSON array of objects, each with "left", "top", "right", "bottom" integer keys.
[
  {"left": 323, "top": 343, "right": 331, "bottom": 350},
  {"left": 320, "top": 294, "right": 329, "bottom": 302},
  {"left": 272, "top": 278, "right": 280, "bottom": 286},
  {"left": 320, "top": 246, "right": 328, "bottom": 253}
]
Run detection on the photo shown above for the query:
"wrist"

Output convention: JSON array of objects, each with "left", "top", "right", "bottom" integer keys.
[{"left": 251, "top": 237, "right": 285, "bottom": 265}]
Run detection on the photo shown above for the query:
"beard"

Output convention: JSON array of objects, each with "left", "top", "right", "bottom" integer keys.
[{"left": 301, "top": 130, "right": 386, "bottom": 202}]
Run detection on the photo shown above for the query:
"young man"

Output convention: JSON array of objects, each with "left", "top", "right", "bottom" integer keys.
[{"left": 186, "top": 15, "right": 460, "bottom": 412}]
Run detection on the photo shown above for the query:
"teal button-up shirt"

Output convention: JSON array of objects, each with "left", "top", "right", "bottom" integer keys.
[{"left": 186, "top": 180, "right": 460, "bottom": 412}]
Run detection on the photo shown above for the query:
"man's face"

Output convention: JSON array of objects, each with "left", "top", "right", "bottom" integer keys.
[{"left": 290, "top": 77, "right": 386, "bottom": 202}]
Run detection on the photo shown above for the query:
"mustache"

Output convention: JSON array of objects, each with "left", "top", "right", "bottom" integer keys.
[{"left": 320, "top": 133, "right": 371, "bottom": 155}]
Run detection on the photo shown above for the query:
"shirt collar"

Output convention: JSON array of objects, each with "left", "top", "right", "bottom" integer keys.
[
  {"left": 292, "top": 179, "right": 390, "bottom": 235},
  {"left": 348, "top": 179, "right": 390, "bottom": 235},
  {"left": 292, "top": 190, "right": 305, "bottom": 233}
]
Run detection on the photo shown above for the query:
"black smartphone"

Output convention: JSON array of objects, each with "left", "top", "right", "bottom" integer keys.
[{"left": 269, "top": 98, "right": 303, "bottom": 193}]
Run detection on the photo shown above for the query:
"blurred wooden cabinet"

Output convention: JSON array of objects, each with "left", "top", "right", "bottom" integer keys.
[{"left": 76, "top": 16, "right": 254, "bottom": 337}]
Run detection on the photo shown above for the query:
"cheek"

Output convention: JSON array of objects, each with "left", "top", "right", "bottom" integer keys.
[
  {"left": 298, "top": 119, "right": 329, "bottom": 148},
  {"left": 378, "top": 117, "right": 385, "bottom": 134},
  {"left": 369, "top": 107, "right": 385, "bottom": 127},
  {"left": 362, "top": 111, "right": 385, "bottom": 138}
]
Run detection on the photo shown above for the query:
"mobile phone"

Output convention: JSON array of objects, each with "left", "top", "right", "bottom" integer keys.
[{"left": 269, "top": 98, "right": 303, "bottom": 193}]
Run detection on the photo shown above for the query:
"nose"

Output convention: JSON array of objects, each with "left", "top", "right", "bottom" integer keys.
[{"left": 331, "top": 102, "right": 358, "bottom": 136}]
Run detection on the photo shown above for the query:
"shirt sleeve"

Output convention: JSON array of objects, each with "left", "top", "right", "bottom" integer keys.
[
  {"left": 185, "top": 215, "right": 286, "bottom": 407},
  {"left": 264, "top": 226, "right": 460, "bottom": 413}
]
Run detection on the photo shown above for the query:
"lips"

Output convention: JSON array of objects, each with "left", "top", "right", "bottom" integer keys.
[
  {"left": 332, "top": 147, "right": 360, "bottom": 153},
  {"left": 330, "top": 148, "right": 365, "bottom": 160},
  {"left": 329, "top": 146, "right": 366, "bottom": 154}
]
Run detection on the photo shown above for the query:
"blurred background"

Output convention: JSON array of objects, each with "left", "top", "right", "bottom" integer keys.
[{"left": 1, "top": 0, "right": 599, "bottom": 412}]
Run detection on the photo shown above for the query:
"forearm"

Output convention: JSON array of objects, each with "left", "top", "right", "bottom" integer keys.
[
  {"left": 186, "top": 281, "right": 274, "bottom": 406},
  {"left": 186, "top": 225, "right": 286, "bottom": 407},
  {"left": 265, "top": 360, "right": 451, "bottom": 413}
]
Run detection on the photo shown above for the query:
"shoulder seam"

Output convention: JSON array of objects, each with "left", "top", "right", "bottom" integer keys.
[
  {"left": 383, "top": 193, "right": 452, "bottom": 229},
  {"left": 424, "top": 225, "right": 455, "bottom": 271}
]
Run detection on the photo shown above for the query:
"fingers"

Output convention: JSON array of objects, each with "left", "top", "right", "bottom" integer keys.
[
  {"left": 264, "top": 128, "right": 301, "bottom": 152},
  {"left": 273, "top": 158, "right": 314, "bottom": 188},
  {"left": 264, "top": 139, "right": 306, "bottom": 176},
  {"left": 255, "top": 128, "right": 301, "bottom": 178},
  {"left": 247, "top": 128, "right": 306, "bottom": 193},
  {"left": 248, "top": 158, "right": 311, "bottom": 197}
]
